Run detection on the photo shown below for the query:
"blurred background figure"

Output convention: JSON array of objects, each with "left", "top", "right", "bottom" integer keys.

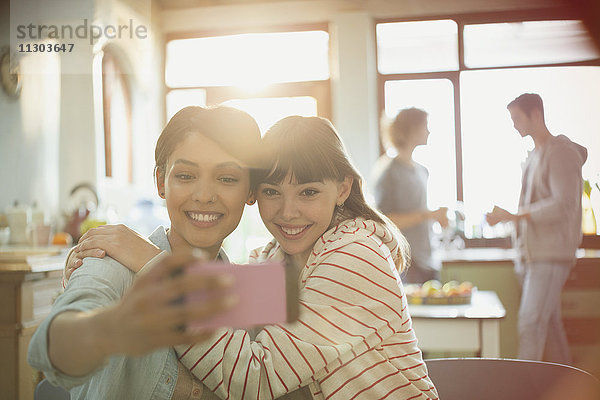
[
  {"left": 372, "top": 107, "right": 449, "bottom": 284},
  {"left": 486, "top": 93, "right": 588, "bottom": 364}
]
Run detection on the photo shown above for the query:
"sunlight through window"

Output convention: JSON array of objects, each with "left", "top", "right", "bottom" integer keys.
[
  {"left": 383, "top": 79, "right": 457, "bottom": 211},
  {"left": 166, "top": 31, "right": 329, "bottom": 88},
  {"left": 464, "top": 20, "right": 600, "bottom": 68},
  {"left": 461, "top": 66, "right": 600, "bottom": 237},
  {"left": 223, "top": 96, "right": 317, "bottom": 135},
  {"left": 377, "top": 20, "right": 459, "bottom": 74}
]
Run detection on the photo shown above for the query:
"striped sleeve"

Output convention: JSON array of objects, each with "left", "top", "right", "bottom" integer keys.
[{"left": 176, "top": 235, "right": 436, "bottom": 399}]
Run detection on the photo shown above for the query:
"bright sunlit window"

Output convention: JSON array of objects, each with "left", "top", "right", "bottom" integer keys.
[
  {"left": 383, "top": 79, "right": 457, "bottom": 211},
  {"left": 223, "top": 96, "right": 317, "bottom": 134},
  {"left": 377, "top": 16, "right": 599, "bottom": 241},
  {"left": 461, "top": 66, "right": 600, "bottom": 237},
  {"left": 166, "top": 31, "right": 329, "bottom": 89},
  {"left": 377, "top": 20, "right": 459, "bottom": 74},
  {"left": 166, "top": 89, "right": 207, "bottom": 120},
  {"left": 464, "top": 20, "right": 600, "bottom": 68}
]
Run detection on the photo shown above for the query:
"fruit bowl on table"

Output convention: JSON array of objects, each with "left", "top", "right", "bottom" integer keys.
[{"left": 405, "top": 280, "right": 475, "bottom": 305}]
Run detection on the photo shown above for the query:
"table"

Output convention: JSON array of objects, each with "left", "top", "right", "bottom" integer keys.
[{"left": 408, "top": 290, "right": 506, "bottom": 357}]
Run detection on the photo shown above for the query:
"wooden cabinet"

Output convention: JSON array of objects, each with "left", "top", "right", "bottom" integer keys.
[
  {"left": 0, "top": 250, "right": 65, "bottom": 400},
  {"left": 561, "top": 253, "right": 600, "bottom": 378}
]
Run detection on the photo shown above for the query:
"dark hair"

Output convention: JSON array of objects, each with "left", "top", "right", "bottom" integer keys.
[
  {"left": 386, "top": 107, "right": 428, "bottom": 150},
  {"left": 507, "top": 93, "right": 544, "bottom": 117},
  {"left": 259, "top": 116, "right": 410, "bottom": 271},
  {"left": 154, "top": 105, "right": 263, "bottom": 186}
]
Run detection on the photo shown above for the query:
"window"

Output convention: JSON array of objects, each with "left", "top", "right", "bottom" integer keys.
[
  {"left": 166, "top": 88, "right": 207, "bottom": 120},
  {"left": 102, "top": 51, "right": 133, "bottom": 184},
  {"left": 165, "top": 27, "right": 331, "bottom": 262},
  {"left": 377, "top": 20, "right": 459, "bottom": 74},
  {"left": 461, "top": 66, "right": 600, "bottom": 234},
  {"left": 383, "top": 79, "right": 456, "bottom": 210},
  {"left": 166, "top": 30, "right": 329, "bottom": 88},
  {"left": 377, "top": 15, "right": 600, "bottom": 241},
  {"left": 464, "top": 20, "right": 600, "bottom": 68},
  {"left": 222, "top": 96, "right": 318, "bottom": 134}
]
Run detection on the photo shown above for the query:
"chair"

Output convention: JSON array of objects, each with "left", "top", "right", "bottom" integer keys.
[
  {"left": 34, "top": 378, "right": 70, "bottom": 400},
  {"left": 425, "top": 358, "right": 600, "bottom": 400}
]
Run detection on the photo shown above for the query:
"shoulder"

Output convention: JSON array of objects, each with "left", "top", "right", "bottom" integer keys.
[
  {"left": 414, "top": 161, "right": 429, "bottom": 175},
  {"left": 546, "top": 136, "right": 586, "bottom": 164},
  {"left": 315, "top": 219, "right": 398, "bottom": 266},
  {"left": 303, "top": 220, "right": 402, "bottom": 290},
  {"left": 67, "top": 256, "right": 135, "bottom": 296},
  {"left": 372, "top": 156, "right": 395, "bottom": 182}
]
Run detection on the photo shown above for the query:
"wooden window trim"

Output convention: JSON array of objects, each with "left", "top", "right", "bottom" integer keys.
[{"left": 102, "top": 51, "right": 134, "bottom": 183}]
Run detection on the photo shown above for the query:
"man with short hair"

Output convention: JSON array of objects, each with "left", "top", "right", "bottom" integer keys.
[{"left": 486, "top": 93, "right": 587, "bottom": 364}]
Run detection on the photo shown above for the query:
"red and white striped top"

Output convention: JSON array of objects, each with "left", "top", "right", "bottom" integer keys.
[{"left": 175, "top": 218, "right": 438, "bottom": 399}]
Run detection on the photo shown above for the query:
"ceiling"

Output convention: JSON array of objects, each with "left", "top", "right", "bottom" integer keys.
[{"left": 156, "top": 0, "right": 321, "bottom": 10}]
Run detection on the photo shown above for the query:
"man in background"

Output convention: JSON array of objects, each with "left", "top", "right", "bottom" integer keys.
[{"left": 486, "top": 93, "right": 587, "bottom": 364}]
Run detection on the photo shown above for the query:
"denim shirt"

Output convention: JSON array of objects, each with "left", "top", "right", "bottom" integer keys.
[{"left": 27, "top": 227, "right": 228, "bottom": 400}]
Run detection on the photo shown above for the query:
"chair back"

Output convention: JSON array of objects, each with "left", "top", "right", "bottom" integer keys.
[
  {"left": 34, "top": 378, "right": 70, "bottom": 400},
  {"left": 425, "top": 358, "right": 600, "bottom": 400}
]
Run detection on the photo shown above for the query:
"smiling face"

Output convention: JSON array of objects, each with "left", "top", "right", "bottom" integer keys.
[
  {"left": 157, "top": 133, "right": 251, "bottom": 257},
  {"left": 256, "top": 172, "right": 352, "bottom": 267}
]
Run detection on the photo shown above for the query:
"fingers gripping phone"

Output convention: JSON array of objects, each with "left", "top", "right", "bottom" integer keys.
[{"left": 186, "top": 260, "right": 300, "bottom": 330}]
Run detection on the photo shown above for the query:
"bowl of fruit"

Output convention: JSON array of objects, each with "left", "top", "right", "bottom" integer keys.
[{"left": 405, "top": 280, "right": 475, "bottom": 305}]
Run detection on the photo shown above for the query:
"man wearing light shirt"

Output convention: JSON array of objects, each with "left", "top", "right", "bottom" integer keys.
[{"left": 486, "top": 93, "right": 587, "bottom": 364}]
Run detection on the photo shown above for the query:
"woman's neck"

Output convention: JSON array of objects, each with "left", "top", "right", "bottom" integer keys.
[
  {"left": 394, "top": 145, "right": 416, "bottom": 164},
  {"left": 166, "top": 229, "right": 221, "bottom": 260},
  {"left": 290, "top": 249, "right": 312, "bottom": 271}
]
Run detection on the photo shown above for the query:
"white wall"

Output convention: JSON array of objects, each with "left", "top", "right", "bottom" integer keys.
[
  {"left": 1, "top": 0, "right": 165, "bottom": 228},
  {"left": 329, "top": 12, "right": 379, "bottom": 182},
  {"left": 0, "top": 0, "right": 61, "bottom": 220}
]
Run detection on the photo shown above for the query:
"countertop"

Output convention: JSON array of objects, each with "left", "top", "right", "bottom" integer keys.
[
  {"left": 440, "top": 247, "right": 600, "bottom": 264},
  {"left": 408, "top": 290, "right": 506, "bottom": 319},
  {"left": 0, "top": 246, "right": 68, "bottom": 272}
]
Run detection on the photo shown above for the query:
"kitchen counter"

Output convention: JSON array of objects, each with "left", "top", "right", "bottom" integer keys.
[
  {"left": 0, "top": 246, "right": 68, "bottom": 272},
  {"left": 440, "top": 247, "right": 600, "bottom": 265}
]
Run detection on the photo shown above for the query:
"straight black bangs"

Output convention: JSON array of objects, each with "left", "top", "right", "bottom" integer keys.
[{"left": 257, "top": 117, "right": 343, "bottom": 186}]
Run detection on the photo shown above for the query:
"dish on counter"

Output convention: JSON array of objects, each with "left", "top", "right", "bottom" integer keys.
[{"left": 405, "top": 280, "right": 475, "bottom": 305}]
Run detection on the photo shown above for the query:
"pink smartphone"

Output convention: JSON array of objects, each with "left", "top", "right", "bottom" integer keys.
[{"left": 185, "top": 260, "right": 299, "bottom": 330}]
